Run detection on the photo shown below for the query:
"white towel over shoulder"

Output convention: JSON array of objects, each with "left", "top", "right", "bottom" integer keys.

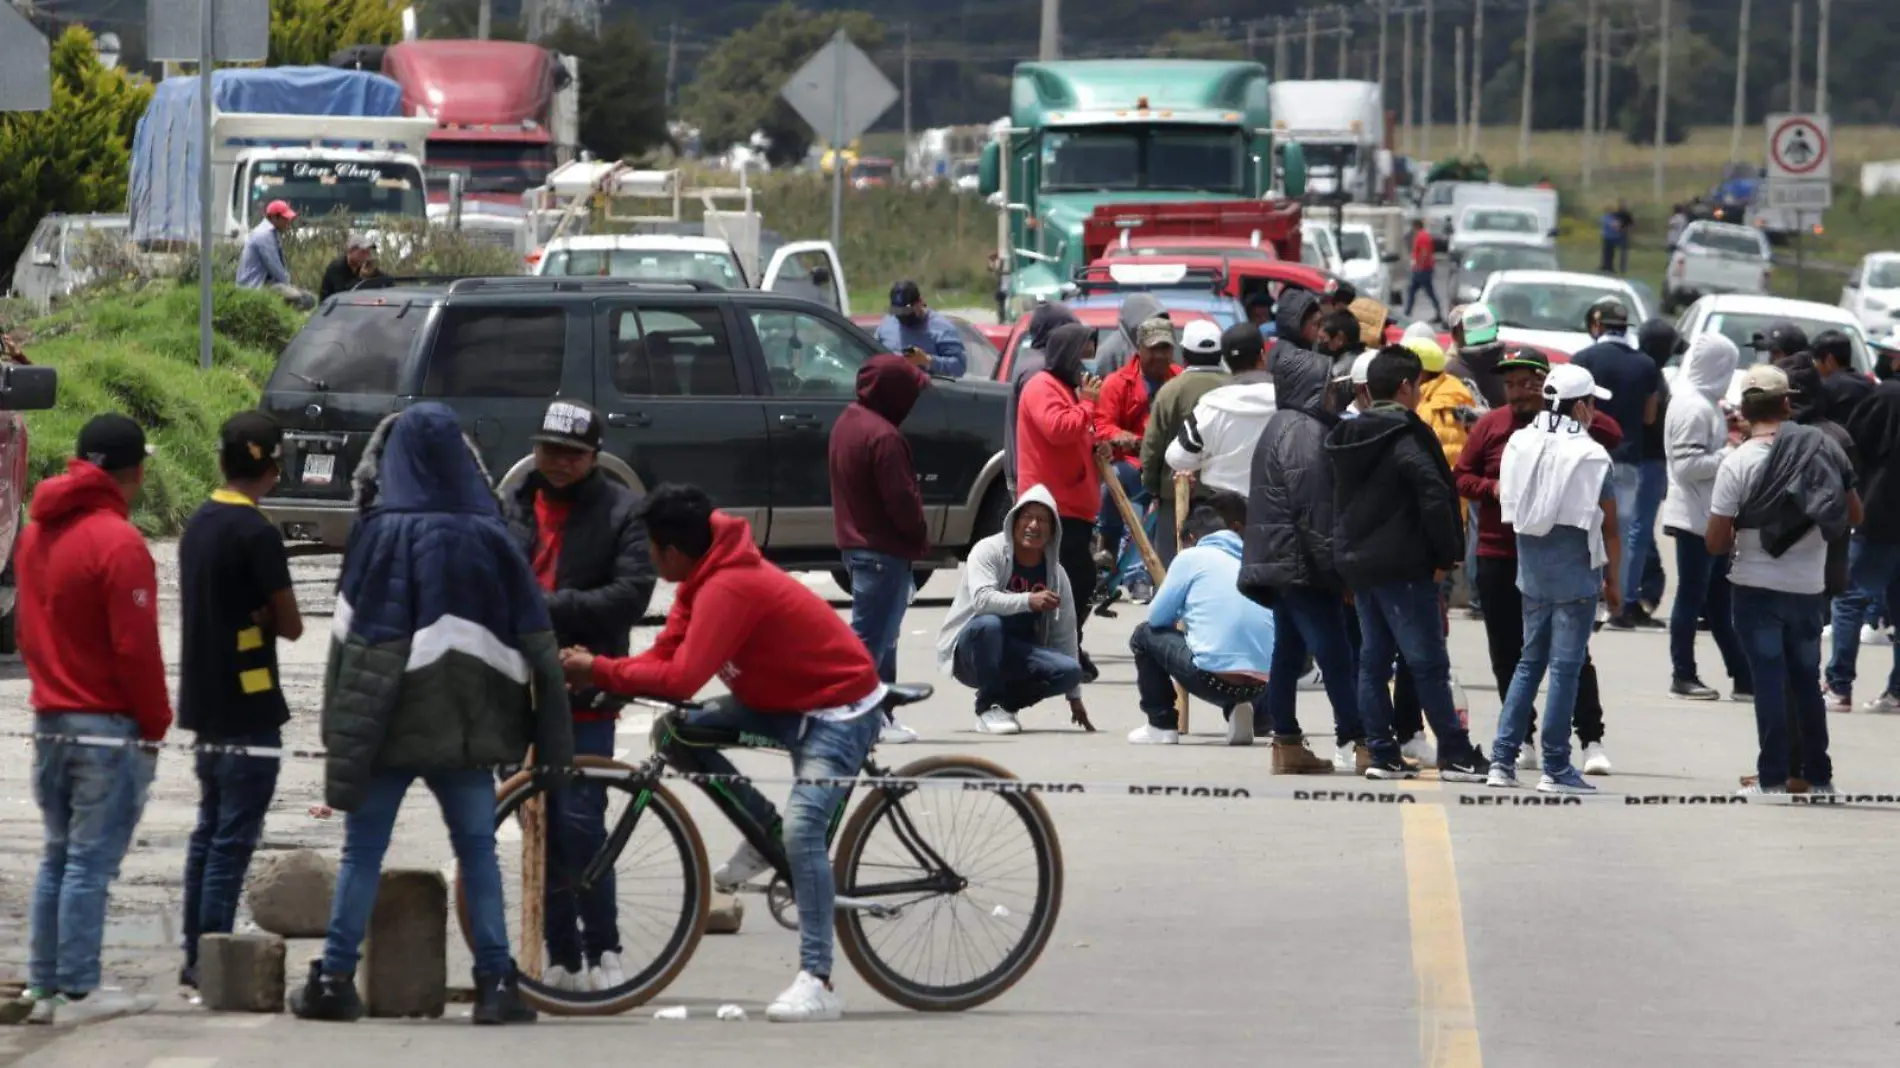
[{"left": 1499, "top": 414, "right": 1614, "bottom": 569}]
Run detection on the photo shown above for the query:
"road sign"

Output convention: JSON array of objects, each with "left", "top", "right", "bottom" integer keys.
[
  {"left": 780, "top": 31, "right": 898, "bottom": 148},
  {"left": 0, "top": 5, "right": 51, "bottom": 113},
  {"left": 1762, "top": 180, "right": 1833, "bottom": 212},
  {"left": 1766, "top": 112, "right": 1832, "bottom": 183},
  {"left": 147, "top": 0, "right": 270, "bottom": 63}
]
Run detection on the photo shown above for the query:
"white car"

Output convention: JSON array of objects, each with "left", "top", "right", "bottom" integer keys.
[
  {"left": 1663, "top": 221, "right": 1772, "bottom": 312},
  {"left": 1448, "top": 205, "right": 1552, "bottom": 258},
  {"left": 1667, "top": 293, "right": 1875, "bottom": 404},
  {"left": 531, "top": 234, "right": 849, "bottom": 312},
  {"left": 1841, "top": 252, "right": 1900, "bottom": 334},
  {"left": 1476, "top": 269, "right": 1653, "bottom": 356},
  {"left": 1299, "top": 222, "right": 1344, "bottom": 276},
  {"left": 1333, "top": 222, "right": 1402, "bottom": 303}
]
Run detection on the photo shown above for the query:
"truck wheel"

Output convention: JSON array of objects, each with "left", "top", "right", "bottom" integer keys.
[{"left": 830, "top": 568, "right": 932, "bottom": 597}]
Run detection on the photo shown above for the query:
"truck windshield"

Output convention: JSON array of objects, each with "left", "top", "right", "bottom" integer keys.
[
  {"left": 541, "top": 247, "right": 744, "bottom": 288},
  {"left": 246, "top": 158, "right": 426, "bottom": 226},
  {"left": 426, "top": 142, "right": 555, "bottom": 194},
  {"left": 1040, "top": 126, "right": 1244, "bottom": 194}
]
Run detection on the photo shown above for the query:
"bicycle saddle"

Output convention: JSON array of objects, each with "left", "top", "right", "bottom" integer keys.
[{"left": 884, "top": 684, "right": 933, "bottom": 708}]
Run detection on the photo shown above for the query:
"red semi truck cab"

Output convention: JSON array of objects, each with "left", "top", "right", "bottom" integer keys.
[
  {"left": 381, "top": 40, "right": 562, "bottom": 204},
  {"left": 1080, "top": 200, "right": 1305, "bottom": 267}
]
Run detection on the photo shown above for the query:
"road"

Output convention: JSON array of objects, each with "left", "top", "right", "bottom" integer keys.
[{"left": 3, "top": 546, "right": 1900, "bottom": 1067}]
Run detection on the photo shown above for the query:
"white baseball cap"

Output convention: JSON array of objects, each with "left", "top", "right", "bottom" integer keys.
[
  {"left": 1181, "top": 319, "right": 1222, "bottom": 356},
  {"left": 1543, "top": 363, "right": 1612, "bottom": 403},
  {"left": 1350, "top": 351, "right": 1379, "bottom": 385}
]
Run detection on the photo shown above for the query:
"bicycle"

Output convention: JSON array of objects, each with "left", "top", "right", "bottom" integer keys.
[{"left": 453, "top": 684, "right": 1065, "bottom": 1016}]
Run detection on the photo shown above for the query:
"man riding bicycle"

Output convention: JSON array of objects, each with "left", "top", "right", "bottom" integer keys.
[{"left": 560, "top": 483, "right": 884, "bottom": 1024}]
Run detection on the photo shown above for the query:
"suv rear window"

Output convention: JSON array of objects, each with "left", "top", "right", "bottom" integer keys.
[{"left": 270, "top": 302, "right": 426, "bottom": 394}]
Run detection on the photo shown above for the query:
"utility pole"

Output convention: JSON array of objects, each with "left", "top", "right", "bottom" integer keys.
[
  {"left": 1468, "top": 0, "right": 1483, "bottom": 156},
  {"left": 1789, "top": 0, "right": 1801, "bottom": 113},
  {"left": 1583, "top": 0, "right": 1596, "bottom": 189},
  {"left": 1654, "top": 0, "right": 1670, "bottom": 200},
  {"left": 1337, "top": 6, "right": 1349, "bottom": 77},
  {"left": 1402, "top": 7, "right": 1415, "bottom": 156},
  {"left": 1454, "top": 26, "right": 1466, "bottom": 155},
  {"left": 664, "top": 22, "right": 679, "bottom": 108},
  {"left": 1275, "top": 17, "right": 1288, "bottom": 79},
  {"left": 478, "top": 0, "right": 492, "bottom": 40},
  {"left": 902, "top": 22, "right": 912, "bottom": 174},
  {"left": 1517, "top": 0, "right": 1535, "bottom": 167},
  {"left": 1306, "top": 9, "right": 1317, "bottom": 79},
  {"left": 1422, "top": 0, "right": 1435, "bottom": 159},
  {"left": 1730, "top": 0, "right": 1750, "bottom": 161},
  {"left": 1377, "top": 1, "right": 1389, "bottom": 107},
  {"left": 1597, "top": 16, "right": 1610, "bottom": 170},
  {"left": 1816, "top": 0, "right": 1830, "bottom": 114},
  {"left": 1246, "top": 21, "right": 1257, "bottom": 60},
  {"left": 1039, "top": 0, "right": 1059, "bottom": 61}
]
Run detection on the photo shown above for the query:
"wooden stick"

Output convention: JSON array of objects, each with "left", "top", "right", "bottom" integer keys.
[
  {"left": 1096, "top": 454, "right": 1191, "bottom": 733},
  {"left": 519, "top": 748, "right": 545, "bottom": 979},
  {"left": 1173, "top": 475, "right": 1194, "bottom": 735}
]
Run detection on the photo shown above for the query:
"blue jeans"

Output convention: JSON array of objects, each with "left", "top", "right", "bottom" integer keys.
[
  {"left": 1129, "top": 625, "right": 1266, "bottom": 730},
  {"left": 1405, "top": 268, "right": 1441, "bottom": 319},
  {"left": 1463, "top": 502, "right": 1483, "bottom": 612},
  {"left": 1617, "top": 460, "right": 1666, "bottom": 610},
  {"left": 544, "top": 718, "right": 619, "bottom": 971},
  {"left": 1730, "top": 585, "right": 1831, "bottom": 789},
  {"left": 673, "top": 697, "right": 882, "bottom": 978},
  {"left": 1826, "top": 537, "right": 1900, "bottom": 698},
  {"left": 1096, "top": 458, "right": 1148, "bottom": 559},
  {"left": 1670, "top": 532, "right": 1751, "bottom": 688},
  {"left": 1354, "top": 578, "right": 1479, "bottom": 765},
  {"left": 844, "top": 548, "right": 911, "bottom": 684},
  {"left": 1265, "top": 586, "right": 1363, "bottom": 743},
  {"left": 31, "top": 713, "right": 155, "bottom": 994},
  {"left": 1490, "top": 596, "right": 1597, "bottom": 775},
  {"left": 182, "top": 728, "right": 281, "bottom": 973},
  {"left": 950, "top": 614, "right": 1083, "bottom": 713},
  {"left": 322, "top": 769, "right": 511, "bottom": 977}
]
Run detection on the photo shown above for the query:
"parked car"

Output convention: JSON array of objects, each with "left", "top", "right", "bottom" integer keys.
[
  {"left": 849, "top": 312, "right": 1003, "bottom": 381},
  {"left": 1841, "top": 252, "right": 1900, "bottom": 334},
  {"left": 1663, "top": 221, "right": 1773, "bottom": 312},
  {"left": 1477, "top": 269, "right": 1652, "bottom": 356},
  {"left": 0, "top": 342, "right": 60, "bottom": 653},
  {"left": 530, "top": 234, "right": 850, "bottom": 314},
  {"left": 1666, "top": 293, "right": 1874, "bottom": 404},
  {"left": 258, "top": 278, "right": 1013, "bottom": 582},
  {"left": 7, "top": 213, "right": 129, "bottom": 312},
  {"left": 1447, "top": 205, "right": 1553, "bottom": 258},
  {"left": 1449, "top": 242, "right": 1561, "bottom": 305},
  {"left": 1332, "top": 223, "right": 1401, "bottom": 303}
]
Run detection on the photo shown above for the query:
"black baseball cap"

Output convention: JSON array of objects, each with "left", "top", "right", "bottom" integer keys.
[
  {"left": 1219, "top": 321, "right": 1265, "bottom": 366},
  {"left": 75, "top": 413, "right": 152, "bottom": 473},
  {"left": 530, "top": 399, "right": 603, "bottom": 452},
  {"left": 219, "top": 410, "right": 283, "bottom": 479},
  {"left": 1754, "top": 320, "right": 1810, "bottom": 356},
  {"left": 1495, "top": 346, "right": 1552, "bottom": 374},
  {"left": 1325, "top": 278, "right": 1358, "bottom": 305},
  {"left": 889, "top": 279, "right": 923, "bottom": 313}
]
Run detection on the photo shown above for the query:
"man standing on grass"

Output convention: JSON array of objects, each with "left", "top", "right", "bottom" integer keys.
[
  {"left": 177, "top": 413, "right": 304, "bottom": 993},
  {"left": 6, "top": 415, "right": 169, "bottom": 1026}
]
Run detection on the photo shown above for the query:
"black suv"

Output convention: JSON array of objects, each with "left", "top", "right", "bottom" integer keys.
[{"left": 259, "top": 278, "right": 1014, "bottom": 576}]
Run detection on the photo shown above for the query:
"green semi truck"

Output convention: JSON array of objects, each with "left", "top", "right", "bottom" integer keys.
[{"left": 978, "top": 59, "right": 1308, "bottom": 313}]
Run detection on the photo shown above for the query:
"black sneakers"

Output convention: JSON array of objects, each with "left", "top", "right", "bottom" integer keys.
[
  {"left": 289, "top": 960, "right": 364, "bottom": 1022},
  {"left": 1671, "top": 677, "right": 1720, "bottom": 701},
  {"left": 472, "top": 966, "right": 537, "bottom": 1026},
  {"left": 1364, "top": 756, "right": 1419, "bottom": 780},
  {"left": 1438, "top": 752, "right": 1492, "bottom": 784}
]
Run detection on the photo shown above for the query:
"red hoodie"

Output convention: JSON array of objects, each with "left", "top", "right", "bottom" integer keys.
[
  {"left": 829, "top": 355, "right": 930, "bottom": 559},
  {"left": 592, "top": 512, "right": 880, "bottom": 713},
  {"left": 16, "top": 460, "right": 172, "bottom": 740},
  {"left": 1016, "top": 371, "right": 1101, "bottom": 522},
  {"left": 1094, "top": 358, "right": 1177, "bottom": 465}
]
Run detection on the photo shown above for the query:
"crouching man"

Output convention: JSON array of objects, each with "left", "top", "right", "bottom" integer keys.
[
  {"left": 1127, "top": 492, "right": 1274, "bottom": 747},
  {"left": 935, "top": 487, "right": 1093, "bottom": 734}
]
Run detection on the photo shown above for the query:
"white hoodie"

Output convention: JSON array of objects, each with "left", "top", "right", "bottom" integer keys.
[
  {"left": 1658, "top": 333, "right": 1739, "bottom": 538},
  {"left": 1165, "top": 377, "right": 1277, "bottom": 494}
]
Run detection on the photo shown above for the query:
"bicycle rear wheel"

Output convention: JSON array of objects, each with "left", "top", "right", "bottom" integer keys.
[
  {"left": 454, "top": 757, "right": 710, "bottom": 1015},
  {"left": 833, "top": 755, "right": 1064, "bottom": 1011}
]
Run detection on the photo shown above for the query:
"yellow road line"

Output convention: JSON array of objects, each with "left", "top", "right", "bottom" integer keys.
[{"left": 1401, "top": 805, "right": 1483, "bottom": 1068}]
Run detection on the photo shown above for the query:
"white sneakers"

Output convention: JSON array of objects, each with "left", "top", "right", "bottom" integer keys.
[
  {"left": 766, "top": 970, "right": 842, "bottom": 1023},
  {"left": 1862, "top": 692, "right": 1900, "bottom": 715},
  {"left": 1400, "top": 735, "right": 1436, "bottom": 765},
  {"left": 1516, "top": 747, "right": 1540, "bottom": 771},
  {"left": 1864, "top": 624, "right": 1892, "bottom": 646},
  {"left": 1226, "top": 701, "right": 1255, "bottom": 746},
  {"left": 1297, "top": 666, "right": 1326, "bottom": 691},
  {"left": 714, "top": 841, "right": 771, "bottom": 891},
  {"left": 1825, "top": 688, "right": 1853, "bottom": 714},
  {"left": 589, "top": 951, "right": 626, "bottom": 991},
  {"left": 975, "top": 707, "right": 1022, "bottom": 734},
  {"left": 879, "top": 720, "right": 920, "bottom": 745},
  {"left": 1127, "top": 724, "right": 1179, "bottom": 745},
  {"left": 1581, "top": 743, "right": 1613, "bottom": 776},
  {"left": 1332, "top": 740, "right": 1364, "bottom": 772},
  {"left": 543, "top": 963, "right": 587, "bottom": 991},
  {"left": 28, "top": 988, "right": 154, "bottom": 1027}
]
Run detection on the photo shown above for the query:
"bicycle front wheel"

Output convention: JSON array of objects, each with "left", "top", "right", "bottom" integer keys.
[
  {"left": 833, "top": 755, "right": 1064, "bottom": 1011},
  {"left": 455, "top": 757, "right": 710, "bottom": 1016}
]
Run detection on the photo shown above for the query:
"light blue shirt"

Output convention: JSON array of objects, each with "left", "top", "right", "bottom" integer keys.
[
  {"left": 236, "top": 220, "right": 289, "bottom": 288},
  {"left": 874, "top": 310, "right": 967, "bottom": 377},
  {"left": 1144, "top": 530, "right": 1275, "bottom": 674}
]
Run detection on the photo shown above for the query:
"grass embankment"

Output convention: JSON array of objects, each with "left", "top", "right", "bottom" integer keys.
[{"left": 0, "top": 283, "right": 298, "bottom": 536}]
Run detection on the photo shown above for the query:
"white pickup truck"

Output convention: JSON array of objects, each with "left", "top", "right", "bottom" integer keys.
[{"left": 1663, "top": 221, "right": 1772, "bottom": 313}]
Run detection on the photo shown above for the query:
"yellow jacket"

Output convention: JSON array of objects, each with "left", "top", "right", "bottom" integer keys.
[{"left": 1418, "top": 372, "right": 1476, "bottom": 472}]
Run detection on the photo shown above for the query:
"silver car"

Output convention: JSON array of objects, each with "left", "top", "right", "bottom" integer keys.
[{"left": 7, "top": 213, "right": 130, "bottom": 312}]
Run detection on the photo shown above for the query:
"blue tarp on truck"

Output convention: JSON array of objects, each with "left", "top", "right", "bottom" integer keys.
[{"left": 129, "top": 67, "right": 405, "bottom": 245}]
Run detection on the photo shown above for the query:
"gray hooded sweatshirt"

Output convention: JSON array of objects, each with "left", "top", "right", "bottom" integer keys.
[
  {"left": 1659, "top": 333, "right": 1739, "bottom": 538},
  {"left": 1091, "top": 292, "right": 1166, "bottom": 376},
  {"left": 935, "top": 484, "right": 1081, "bottom": 697}
]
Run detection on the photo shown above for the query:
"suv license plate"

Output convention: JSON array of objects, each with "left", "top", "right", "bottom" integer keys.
[{"left": 303, "top": 454, "right": 337, "bottom": 486}]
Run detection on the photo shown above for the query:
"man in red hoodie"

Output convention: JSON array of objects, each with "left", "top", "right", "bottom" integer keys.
[
  {"left": 561, "top": 483, "right": 881, "bottom": 1024},
  {"left": 1094, "top": 318, "right": 1179, "bottom": 582},
  {"left": 11, "top": 414, "right": 169, "bottom": 1026},
  {"left": 829, "top": 355, "right": 930, "bottom": 745}
]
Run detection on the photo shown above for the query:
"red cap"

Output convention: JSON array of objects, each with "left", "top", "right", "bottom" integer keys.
[{"left": 264, "top": 199, "right": 297, "bottom": 221}]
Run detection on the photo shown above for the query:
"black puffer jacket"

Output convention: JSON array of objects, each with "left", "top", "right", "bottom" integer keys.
[
  {"left": 1238, "top": 327, "right": 1341, "bottom": 603},
  {"left": 1263, "top": 289, "right": 1321, "bottom": 372},
  {"left": 506, "top": 469, "right": 655, "bottom": 715},
  {"left": 1323, "top": 404, "right": 1465, "bottom": 589}
]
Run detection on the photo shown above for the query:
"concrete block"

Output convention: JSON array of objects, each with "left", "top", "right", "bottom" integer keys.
[
  {"left": 198, "top": 933, "right": 286, "bottom": 1013},
  {"left": 706, "top": 891, "right": 744, "bottom": 935},
  {"left": 246, "top": 849, "right": 337, "bottom": 938},
  {"left": 363, "top": 869, "right": 447, "bottom": 1019}
]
